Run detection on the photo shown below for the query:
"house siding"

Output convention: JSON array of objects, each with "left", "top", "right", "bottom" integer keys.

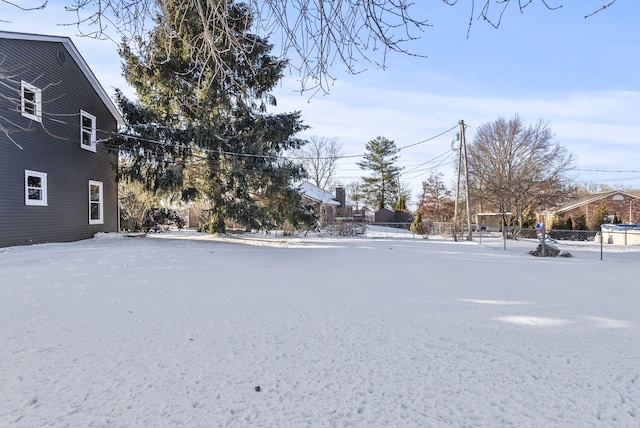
[{"left": 0, "top": 37, "right": 119, "bottom": 247}]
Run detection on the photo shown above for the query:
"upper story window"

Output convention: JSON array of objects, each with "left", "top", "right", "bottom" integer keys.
[
  {"left": 80, "top": 110, "right": 97, "bottom": 152},
  {"left": 25, "top": 170, "right": 48, "bottom": 206},
  {"left": 21, "top": 81, "right": 42, "bottom": 122}
]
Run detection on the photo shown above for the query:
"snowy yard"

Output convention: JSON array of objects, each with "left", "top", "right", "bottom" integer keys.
[{"left": 1, "top": 231, "right": 639, "bottom": 427}]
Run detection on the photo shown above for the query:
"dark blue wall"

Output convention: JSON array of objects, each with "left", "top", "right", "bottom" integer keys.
[{"left": 0, "top": 37, "right": 119, "bottom": 247}]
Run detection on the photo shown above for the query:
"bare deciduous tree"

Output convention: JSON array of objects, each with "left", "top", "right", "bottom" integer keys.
[
  {"left": 417, "top": 171, "right": 454, "bottom": 222},
  {"left": 28, "top": 0, "right": 431, "bottom": 94},
  {"left": 346, "top": 180, "right": 363, "bottom": 211},
  {"left": 467, "top": 115, "right": 575, "bottom": 234},
  {"left": 297, "top": 135, "right": 342, "bottom": 190},
  {"left": 2, "top": 0, "right": 617, "bottom": 94},
  {"left": 118, "top": 179, "right": 155, "bottom": 232}
]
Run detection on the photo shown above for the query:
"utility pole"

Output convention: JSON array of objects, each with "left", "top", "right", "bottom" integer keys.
[
  {"left": 452, "top": 133, "right": 462, "bottom": 242},
  {"left": 460, "top": 120, "right": 473, "bottom": 241},
  {"left": 397, "top": 175, "right": 401, "bottom": 209},
  {"left": 452, "top": 121, "right": 473, "bottom": 242}
]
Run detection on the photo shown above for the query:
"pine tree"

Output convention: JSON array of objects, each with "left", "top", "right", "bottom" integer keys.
[
  {"left": 574, "top": 214, "right": 588, "bottom": 230},
  {"left": 591, "top": 201, "right": 610, "bottom": 231},
  {"left": 410, "top": 213, "right": 431, "bottom": 238},
  {"left": 552, "top": 212, "right": 569, "bottom": 230},
  {"left": 357, "top": 136, "right": 403, "bottom": 209},
  {"left": 410, "top": 213, "right": 423, "bottom": 234},
  {"left": 112, "top": 1, "right": 312, "bottom": 232},
  {"left": 566, "top": 217, "right": 573, "bottom": 230}
]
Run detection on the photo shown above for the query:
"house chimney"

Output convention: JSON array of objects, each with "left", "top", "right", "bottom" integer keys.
[{"left": 335, "top": 187, "right": 346, "bottom": 215}]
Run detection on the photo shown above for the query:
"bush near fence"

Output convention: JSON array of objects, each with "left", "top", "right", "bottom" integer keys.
[{"left": 323, "top": 222, "right": 366, "bottom": 236}]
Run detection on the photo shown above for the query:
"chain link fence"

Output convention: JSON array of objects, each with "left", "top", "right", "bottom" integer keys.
[
  {"left": 323, "top": 222, "right": 419, "bottom": 239},
  {"left": 322, "top": 221, "right": 459, "bottom": 239},
  {"left": 319, "top": 221, "right": 640, "bottom": 262},
  {"left": 475, "top": 227, "right": 640, "bottom": 262}
]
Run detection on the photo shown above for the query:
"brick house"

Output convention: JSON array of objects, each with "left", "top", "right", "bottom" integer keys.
[{"left": 545, "top": 190, "right": 640, "bottom": 228}]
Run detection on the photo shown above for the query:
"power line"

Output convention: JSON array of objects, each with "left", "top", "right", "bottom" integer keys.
[
  {"left": 402, "top": 150, "right": 455, "bottom": 175},
  {"left": 573, "top": 168, "right": 640, "bottom": 174},
  {"left": 99, "top": 122, "right": 461, "bottom": 163},
  {"left": 573, "top": 176, "right": 640, "bottom": 184},
  {"left": 396, "top": 124, "right": 459, "bottom": 151}
]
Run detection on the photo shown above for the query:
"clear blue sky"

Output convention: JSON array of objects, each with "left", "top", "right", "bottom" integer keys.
[
  {"left": 271, "top": 0, "right": 640, "bottom": 199},
  {"left": 2, "top": 1, "right": 639, "bottom": 203}
]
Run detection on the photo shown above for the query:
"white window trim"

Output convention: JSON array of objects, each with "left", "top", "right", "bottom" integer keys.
[
  {"left": 25, "top": 170, "right": 48, "bottom": 206},
  {"left": 80, "top": 110, "right": 97, "bottom": 152},
  {"left": 21, "top": 81, "right": 42, "bottom": 122},
  {"left": 89, "top": 180, "right": 104, "bottom": 225}
]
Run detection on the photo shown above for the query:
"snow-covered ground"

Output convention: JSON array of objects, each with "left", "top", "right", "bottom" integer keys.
[{"left": 1, "top": 231, "right": 639, "bottom": 427}]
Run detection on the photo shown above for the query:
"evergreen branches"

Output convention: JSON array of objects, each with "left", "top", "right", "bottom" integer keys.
[{"left": 112, "top": 1, "right": 312, "bottom": 232}]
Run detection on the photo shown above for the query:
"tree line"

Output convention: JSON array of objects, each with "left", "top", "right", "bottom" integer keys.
[{"left": 338, "top": 115, "right": 636, "bottom": 235}]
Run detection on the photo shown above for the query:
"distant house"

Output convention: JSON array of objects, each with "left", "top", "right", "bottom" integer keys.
[
  {"left": 297, "top": 181, "right": 353, "bottom": 224},
  {"left": 374, "top": 207, "right": 413, "bottom": 224},
  {"left": 474, "top": 211, "right": 510, "bottom": 229},
  {"left": 544, "top": 190, "right": 640, "bottom": 227},
  {"left": 0, "top": 32, "right": 123, "bottom": 247}
]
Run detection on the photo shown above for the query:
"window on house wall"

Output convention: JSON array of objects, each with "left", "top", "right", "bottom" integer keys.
[
  {"left": 25, "top": 170, "right": 47, "bottom": 206},
  {"left": 80, "top": 110, "right": 97, "bottom": 151},
  {"left": 89, "top": 180, "right": 104, "bottom": 225},
  {"left": 21, "top": 81, "right": 42, "bottom": 122}
]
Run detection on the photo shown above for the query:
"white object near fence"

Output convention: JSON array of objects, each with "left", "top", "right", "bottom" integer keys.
[{"left": 600, "top": 224, "right": 640, "bottom": 246}]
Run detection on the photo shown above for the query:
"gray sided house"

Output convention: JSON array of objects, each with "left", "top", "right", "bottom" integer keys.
[{"left": 0, "top": 32, "right": 123, "bottom": 248}]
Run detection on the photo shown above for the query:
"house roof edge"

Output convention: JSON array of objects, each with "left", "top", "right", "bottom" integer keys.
[
  {"left": 0, "top": 31, "right": 124, "bottom": 127},
  {"left": 554, "top": 190, "right": 640, "bottom": 213}
]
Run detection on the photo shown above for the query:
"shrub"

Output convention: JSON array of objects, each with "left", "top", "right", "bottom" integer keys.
[{"left": 410, "top": 214, "right": 431, "bottom": 238}]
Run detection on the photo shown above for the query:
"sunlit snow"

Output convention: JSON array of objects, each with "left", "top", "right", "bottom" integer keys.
[{"left": 1, "top": 231, "right": 639, "bottom": 426}]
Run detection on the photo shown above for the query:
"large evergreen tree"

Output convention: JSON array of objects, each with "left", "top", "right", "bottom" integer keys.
[
  {"left": 357, "top": 136, "right": 403, "bottom": 210},
  {"left": 112, "top": 1, "right": 312, "bottom": 232}
]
